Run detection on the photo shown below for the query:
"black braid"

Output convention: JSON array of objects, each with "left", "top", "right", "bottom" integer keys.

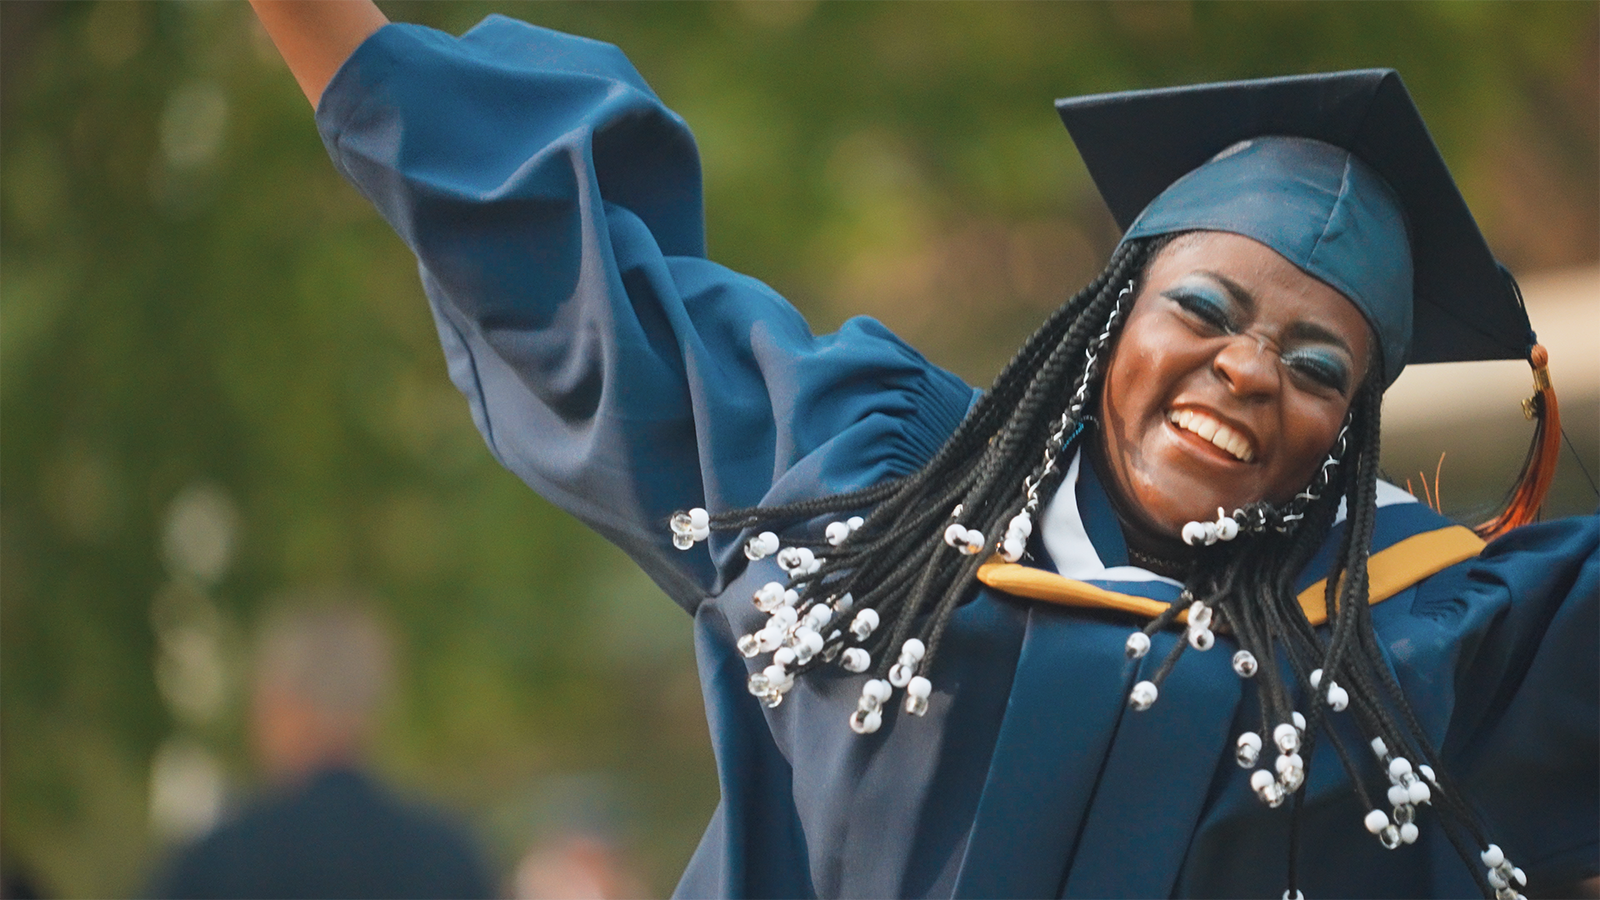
[{"left": 1175, "top": 380, "right": 1507, "bottom": 897}]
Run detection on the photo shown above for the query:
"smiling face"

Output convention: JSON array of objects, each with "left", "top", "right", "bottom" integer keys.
[{"left": 1095, "top": 231, "right": 1373, "bottom": 542}]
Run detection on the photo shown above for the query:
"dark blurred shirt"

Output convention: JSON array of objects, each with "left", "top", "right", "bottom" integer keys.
[
  {"left": 150, "top": 767, "right": 493, "bottom": 900},
  {"left": 1, "top": 861, "right": 44, "bottom": 900}
]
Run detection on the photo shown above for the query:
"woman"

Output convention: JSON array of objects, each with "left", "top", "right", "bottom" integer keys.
[{"left": 250, "top": 3, "right": 1597, "bottom": 897}]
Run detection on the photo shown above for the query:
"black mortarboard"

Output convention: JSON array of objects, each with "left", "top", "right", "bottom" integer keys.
[{"left": 1055, "top": 69, "right": 1531, "bottom": 386}]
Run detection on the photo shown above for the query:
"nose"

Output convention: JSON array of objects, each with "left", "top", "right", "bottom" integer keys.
[{"left": 1213, "top": 333, "right": 1281, "bottom": 398}]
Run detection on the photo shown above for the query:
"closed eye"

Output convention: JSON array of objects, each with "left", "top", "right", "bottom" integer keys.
[
  {"left": 1166, "top": 288, "right": 1237, "bottom": 335},
  {"left": 1281, "top": 347, "right": 1352, "bottom": 395}
]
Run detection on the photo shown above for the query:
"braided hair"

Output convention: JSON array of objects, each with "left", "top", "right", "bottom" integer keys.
[{"left": 678, "top": 235, "right": 1524, "bottom": 899}]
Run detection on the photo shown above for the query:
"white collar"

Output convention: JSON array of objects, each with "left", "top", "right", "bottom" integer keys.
[{"left": 1038, "top": 449, "right": 1417, "bottom": 586}]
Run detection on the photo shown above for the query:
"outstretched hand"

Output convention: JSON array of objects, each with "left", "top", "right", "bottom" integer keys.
[{"left": 249, "top": 0, "right": 389, "bottom": 108}]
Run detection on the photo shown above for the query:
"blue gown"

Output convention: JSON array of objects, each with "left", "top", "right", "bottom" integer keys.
[{"left": 314, "top": 16, "right": 1599, "bottom": 898}]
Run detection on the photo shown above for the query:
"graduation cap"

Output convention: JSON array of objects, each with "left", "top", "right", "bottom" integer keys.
[
  {"left": 1055, "top": 69, "right": 1533, "bottom": 386},
  {"left": 1056, "top": 69, "right": 1557, "bottom": 536}
]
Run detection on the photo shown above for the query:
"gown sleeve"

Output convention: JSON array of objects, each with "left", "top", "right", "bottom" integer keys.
[
  {"left": 1417, "top": 514, "right": 1599, "bottom": 889},
  {"left": 312, "top": 16, "right": 973, "bottom": 613}
]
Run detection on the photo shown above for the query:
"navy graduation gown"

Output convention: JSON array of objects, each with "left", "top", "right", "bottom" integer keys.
[{"left": 313, "top": 16, "right": 1599, "bottom": 898}]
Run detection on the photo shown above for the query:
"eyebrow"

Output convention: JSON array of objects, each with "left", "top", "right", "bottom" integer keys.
[{"left": 1198, "top": 269, "right": 1359, "bottom": 361}]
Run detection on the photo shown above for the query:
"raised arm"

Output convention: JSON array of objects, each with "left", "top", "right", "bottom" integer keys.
[{"left": 249, "top": 0, "right": 389, "bottom": 107}]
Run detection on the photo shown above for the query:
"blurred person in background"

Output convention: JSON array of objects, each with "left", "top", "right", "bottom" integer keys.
[
  {"left": 150, "top": 601, "right": 494, "bottom": 899},
  {"left": 508, "top": 774, "right": 647, "bottom": 900},
  {"left": 0, "top": 852, "right": 43, "bottom": 900},
  {"left": 512, "top": 833, "right": 645, "bottom": 900}
]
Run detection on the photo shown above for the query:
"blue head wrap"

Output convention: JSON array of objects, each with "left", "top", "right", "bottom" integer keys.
[{"left": 1122, "top": 136, "right": 1412, "bottom": 387}]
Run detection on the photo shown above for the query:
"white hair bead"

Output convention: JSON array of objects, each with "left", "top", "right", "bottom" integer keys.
[
  {"left": 1364, "top": 809, "right": 1389, "bottom": 834},
  {"left": 1387, "top": 784, "right": 1410, "bottom": 808},
  {"left": 1236, "top": 732, "right": 1263, "bottom": 769},
  {"left": 850, "top": 608, "right": 879, "bottom": 640},
  {"left": 1128, "top": 680, "right": 1158, "bottom": 710},
  {"left": 1125, "top": 632, "right": 1151, "bottom": 659},
  {"left": 903, "top": 693, "right": 929, "bottom": 717},
  {"left": 1371, "top": 737, "right": 1389, "bottom": 758},
  {"left": 1274, "top": 723, "right": 1301, "bottom": 754},
  {"left": 796, "top": 628, "right": 824, "bottom": 656},
  {"left": 900, "top": 638, "right": 926, "bottom": 662},
  {"left": 1309, "top": 668, "right": 1323, "bottom": 688},
  {"left": 1400, "top": 822, "right": 1420, "bottom": 844},
  {"left": 1232, "top": 650, "right": 1258, "bottom": 677},
  {"left": 840, "top": 648, "right": 870, "bottom": 673},
  {"left": 688, "top": 508, "right": 709, "bottom": 529},
  {"left": 943, "top": 523, "right": 966, "bottom": 547},
  {"left": 746, "top": 671, "right": 769, "bottom": 695},
  {"left": 1181, "top": 521, "right": 1209, "bottom": 546},
  {"left": 1389, "top": 757, "right": 1413, "bottom": 779},
  {"left": 888, "top": 663, "right": 914, "bottom": 688},
  {"left": 763, "top": 666, "right": 793, "bottom": 694},
  {"left": 825, "top": 521, "right": 851, "bottom": 545},
  {"left": 1407, "top": 780, "right": 1432, "bottom": 805},
  {"left": 863, "top": 679, "right": 891, "bottom": 703},
  {"left": 907, "top": 676, "right": 932, "bottom": 699},
  {"left": 1260, "top": 783, "right": 1286, "bottom": 807},
  {"left": 771, "top": 606, "right": 798, "bottom": 628},
  {"left": 1326, "top": 683, "right": 1349, "bottom": 711},
  {"left": 1481, "top": 844, "right": 1504, "bottom": 868},
  {"left": 960, "top": 527, "right": 986, "bottom": 555},
  {"left": 1250, "top": 769, "right": 1276, "bottom": 792},
  {"left": 1215, "top": 516, "right": 1239, "bottom": 541},
  {"left": 773, "top": 647, "right": 796, "bottom": 667},
  {"left": 753, "top": 582, "right": 786, "bottom": 612},
  {"left": 1292, "top": 711, "right": 1307, "bottom": 732},
  {"left": 1188, "top": 626, "right": 1215, "bottom": 651},
  {"left": 849, "top": 708, "right": 882, "bottom": 734},
  {"left": 847, "top": 516, "right": 864, "bottom": 531},
  {"left": 1000, "top": 537, "right": 1025, "bottom": 562},
  {"left": 749, "top": 531, "right": 780, "bottom": 558}
]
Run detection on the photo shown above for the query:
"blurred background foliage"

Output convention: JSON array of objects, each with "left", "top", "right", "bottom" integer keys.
[{"left": 1, "top": 2, "right": 1594, "bottom": 896}]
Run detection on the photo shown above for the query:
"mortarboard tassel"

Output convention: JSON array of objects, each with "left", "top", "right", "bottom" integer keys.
[{"left": 1475, "top": 344, "right": 1560, "bottom": 541}]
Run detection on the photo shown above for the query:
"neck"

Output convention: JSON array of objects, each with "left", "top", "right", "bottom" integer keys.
[{"left": 1086, "top": 439, "right": 1195, "bottom": 578}]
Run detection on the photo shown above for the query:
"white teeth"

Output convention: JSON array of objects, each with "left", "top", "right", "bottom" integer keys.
[{"left": 1168, "top": 409, "right": 1255, "bottom": 463}]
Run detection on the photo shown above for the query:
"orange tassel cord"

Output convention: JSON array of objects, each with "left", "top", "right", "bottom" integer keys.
[{"left": 1474, "top": 343, "right": 1560, "bottom": 541}]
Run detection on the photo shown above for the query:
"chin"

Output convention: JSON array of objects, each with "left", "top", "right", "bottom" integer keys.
[{"left": 1127, "top": 489, "right": 1243, "bottom": 543}]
